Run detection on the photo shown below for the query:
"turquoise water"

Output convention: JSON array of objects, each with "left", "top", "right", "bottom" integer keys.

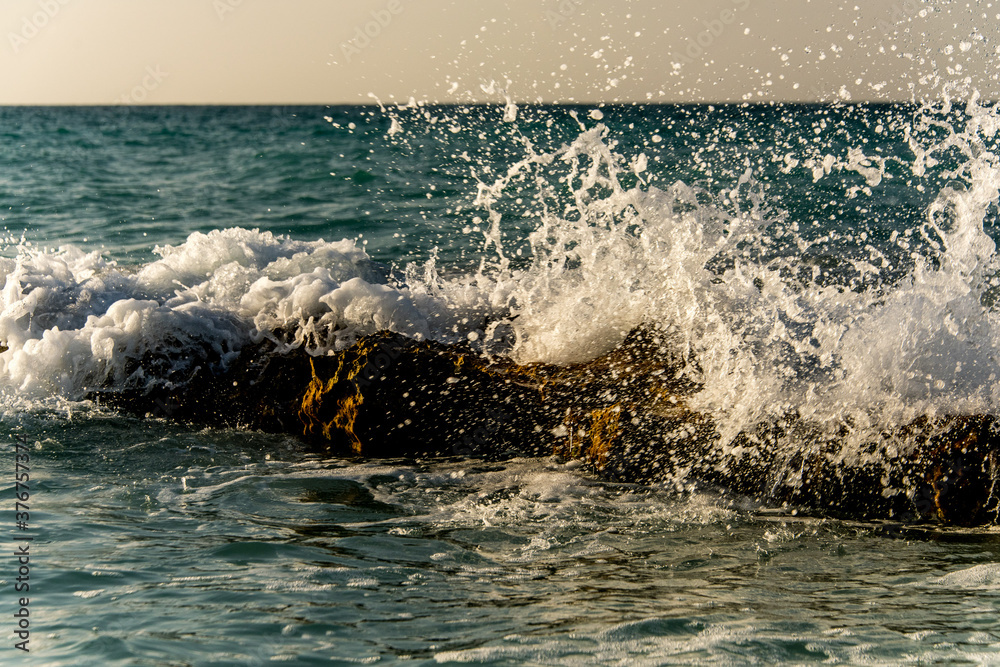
[
  {"left": 17, "top": 414, "right": 1000, "bottom": 665},
  {"left": 3, "top": 104, "right": 1000, "bottom": 664}
]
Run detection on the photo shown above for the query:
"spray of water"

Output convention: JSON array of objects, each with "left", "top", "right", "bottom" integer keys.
[
  {"left": 402, "top": 94, "right": 1000, "bottom": 451},
  {"left": 1, "top": 95, "right": 997, "bottom": 466}
]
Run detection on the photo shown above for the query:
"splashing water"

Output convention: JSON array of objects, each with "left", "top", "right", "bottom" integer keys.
[
  {"left": 3, "top": 99, "right": 1000, "bottom": 666},
  {"left": 1, "top": 96, "right": 998, "bottom": 462},
  {"left": 399, "top": 94, "right": 1000, "bottom": 451}
]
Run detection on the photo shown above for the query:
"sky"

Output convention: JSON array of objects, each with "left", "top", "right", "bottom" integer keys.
[{"left": 0, "top": 0, "right": 997, "bottom": 105}]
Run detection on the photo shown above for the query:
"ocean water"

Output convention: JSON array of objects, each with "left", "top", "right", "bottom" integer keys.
[{"left": 2, "top": 101, "right": 1000, "bottom": 664}]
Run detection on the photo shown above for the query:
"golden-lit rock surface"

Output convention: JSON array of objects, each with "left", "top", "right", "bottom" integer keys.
[{"left": 91, "top": 328, "right": 999, "bottom": 526}]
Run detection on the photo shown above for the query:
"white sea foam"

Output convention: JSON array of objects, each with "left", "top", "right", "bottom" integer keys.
[
  {"left": 2, "top": 97, "right": 999, "bottom": 459},
  {"left": 927, "top": 563, "right": 1000, "bottom": 589},
  {"left": 0, "top": 228, "right": 461, "bottom": 400},
  {"left": 432, "top": 96, "right": 1000, "bottom": 449}
]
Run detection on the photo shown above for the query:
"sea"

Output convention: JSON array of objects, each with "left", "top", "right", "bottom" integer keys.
[{"left": 2, "top": 98, "right": 1000, "bottom": 665}]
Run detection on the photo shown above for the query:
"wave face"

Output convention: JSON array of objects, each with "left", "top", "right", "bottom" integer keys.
[{"left": 2, "top": 98, "right": 1000, "bottom": 456}]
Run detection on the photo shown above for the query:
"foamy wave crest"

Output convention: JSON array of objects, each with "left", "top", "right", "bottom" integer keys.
[{"left": 0, "top": 228, "right": 480, "bottom": 401}]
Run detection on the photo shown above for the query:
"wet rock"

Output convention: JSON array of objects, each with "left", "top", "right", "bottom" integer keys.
[
  {"left": 898, "top": 415, "right": 999, "bottom": 526},
  {"left": 293, "top": 332, "right": 556, "bottom": 458},
  {"left": 90, "top": 327, "right": 1000, "bottom": 526},
  {"left": 92, "top": 331, "right": 559, "bottom": 459},
  {"left": 574, "top": 404, "right": 1000, "bottom": 526}
]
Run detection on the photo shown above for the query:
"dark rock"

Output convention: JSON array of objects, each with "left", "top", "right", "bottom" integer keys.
[{"left": 89, "top": 326, "right": 1000, "bottom": 526}]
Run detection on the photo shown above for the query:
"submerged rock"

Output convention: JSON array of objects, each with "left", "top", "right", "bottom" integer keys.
[{"left": 90, "top": 327, "right": 1000, "bottom": 527}]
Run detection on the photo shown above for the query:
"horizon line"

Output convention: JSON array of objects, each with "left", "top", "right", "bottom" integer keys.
[{"left": 2, "top": 98, "right": 993, "bottom": 108}]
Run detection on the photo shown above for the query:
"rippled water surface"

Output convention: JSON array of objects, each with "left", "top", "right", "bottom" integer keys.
[
  {"left": 3, "top": 103, "right": 1000, "bottom": 664},
  {"left": 14, "top": 414, "right": 1000, "bottom": 665}
]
